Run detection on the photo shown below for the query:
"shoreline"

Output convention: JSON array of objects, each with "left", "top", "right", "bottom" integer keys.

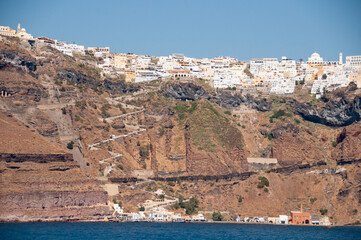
[{"left": 1, "top": 219, "right": 360, "bottom": 227}]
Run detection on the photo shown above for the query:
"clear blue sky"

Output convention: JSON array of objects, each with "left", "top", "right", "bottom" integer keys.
[{"left": 1, "top": 0, "right": 360, "bottom": 61}]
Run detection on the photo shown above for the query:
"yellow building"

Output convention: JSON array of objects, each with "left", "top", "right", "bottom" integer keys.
[
  {"left": 349, "top": 72, "right": 361, "bottom": 88},
  {"left": 125, "top": 70, "right": 136, "bottom": 82},
  {"left": 0, "top": 26, "right": 16, "bottom": 37}
]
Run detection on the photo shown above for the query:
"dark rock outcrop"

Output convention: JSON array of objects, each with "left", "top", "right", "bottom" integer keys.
[
  {"left": 162, "top": 82, "right": 209, "bottom": 101},
  {"left": 213, "top": 92, "right": 272, "bottom": 111},
  {"left": 103, "top": 79, "right": 140, "bottom": 93},
  {"left": 292, "top": 96, "right": 361, "bottom": 127},
  {"left": 161, "top": 82, "right": 272, "bottom": 111},
  {"left": 0, "top": 49, "right": 37, "bottom": 71},
  {"left": 270, "top": 123, "right": 299, "bottom": 139},
  {"left": 57, "top": 69, "right": 98, "bottom": 86},
  {"left": 0, "top": 153, "right": 74, "bottom": 163}
]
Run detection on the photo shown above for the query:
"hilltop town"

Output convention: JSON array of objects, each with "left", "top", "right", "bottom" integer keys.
[
  {"left": 0, "top": 24, "right": 360, "bottom": 225},
  {"left": 1, "top": 24, "right": 360, "bottom": 93}
]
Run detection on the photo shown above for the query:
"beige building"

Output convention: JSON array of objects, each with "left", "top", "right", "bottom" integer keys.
[
  {"left": 0, "top": 26, "right": 16, "bottom": 37},
  {"left": 125, "top": 70, "right": 136, "bottom": 82},
  {"left": 349, "top": 71, "right": 361, "bottom": 88}
]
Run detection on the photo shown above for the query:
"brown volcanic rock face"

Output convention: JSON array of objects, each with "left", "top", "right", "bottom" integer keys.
[
  {"left": 0, "top": 111, "right": 65, "bottom": 154},
  {"left": 0, "top": 112, "right": 108, "bottom": 222},
  {"left": 332, "top": 123, "right": 361, "bottom": 164},
  {"left": 0, "top": 71, "right": 48, "bottom": 102},
  {"left": 0, "top": 190, "right": 107, "bottom": 210},
  {"left": 271, "top": 134, "right": 322, "bottom": 166}
]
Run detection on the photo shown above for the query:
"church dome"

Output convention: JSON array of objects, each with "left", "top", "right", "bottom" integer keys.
[{"left": 311, "top": 52, "right": 320, "bottom": 58}]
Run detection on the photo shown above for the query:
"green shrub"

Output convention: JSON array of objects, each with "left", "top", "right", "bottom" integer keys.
[
  {"left": 188, "top": 102, "right": 198, "bottom": 114},
  {"left": 185, "top": 197, "right": 199, "bottom": 215},
  {"left": 75, "top": 100, "right": 87, "bottom": 110},
  {"left": 265, "top": 134, "right": 273, "bottom": 141},
  {"left": 139, "top": 145, "right": 150, "bottom": 160},
  {"left": 332, "top": 141, "right": 338, "bottom": 147},
  {"left": 173, "top": 103, "right": 187, "bottom": 113},
  {"left": 238, "top": 196, "right": 243, "bottom": 203},
  {"left": 224, "top": 110, "right": 231, "bottom": 115},
  {"left": 257, "top": 176, "right": 270, "bottom": 188},
  {"left": 212, "top": 211, "right": 223, "bottom": 221},
  {"left": 320, "top": 208, "right": 328, "bottom": 215},
  {"left": 179, "top": 113, "right": 186, "bottom": 121},
  {"left": 158, "top": 126, "right": 165, "bottom": 136},
  {"left": 61, "top": 107, "right": 66, "bottom": 115},
  {"left": 67, "top": 141, "right": 74, "bottom": 150},
  {"left": 138, "top": 206, "right": 145, "bottom": 211},
  {"left": 310, "top": 197, "right": 317, "bottom": 204},
  {"left": 270, "top": 109, "right": 291, "bottom": 123}
]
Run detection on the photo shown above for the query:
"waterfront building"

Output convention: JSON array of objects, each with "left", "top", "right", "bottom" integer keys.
[
  {"left": 289, "top": 204, "right": 311, "bottom": 224},
  {"left": 279, "top": 215, "right": 289, "bottom": 224},
  {"left": 268, "top": 216, "right": 281, "bottom": 224}
]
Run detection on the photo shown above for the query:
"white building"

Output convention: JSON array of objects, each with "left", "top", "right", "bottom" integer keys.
[
  {"left": 307, "top": 52, "right": 323, "bottom": 65},
  {"left": 346, "top": 55, "right": 361, "bottom": 66},
  {"left": 87, "top": 47, "right": 110, "bottom": 57},
  {"left": 213, "top": 69, "right": 241, "bottom": 88},
  {"left": 54, "top": 41, "right": 85, "bottom": 57},
  {"left": 311, "top": 72, "right": 350, "bottom": 95},
  {"left": 339, "top": 52, "right": 343, "bottom": 65},
  {"left": 278, "top": 56, "right": 297, "bottom": 78},
  {"left": 135, "top": 70, "right": 159, "bottom": 82},
  {"left": 270, "top": 78, "right": 295, "bottom": 95},
  {"left": 279, "top": 215, "right": 289, "bottom": 224},
  {"left": 250, "top": 58, "right": 279, "bottom": 76},
  {"left": 16, "top": 23, "right": 33, "bottom": 39}
]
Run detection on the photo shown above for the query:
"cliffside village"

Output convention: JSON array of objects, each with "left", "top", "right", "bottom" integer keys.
[
  {"left": 0, "top": 24, "right": 354, "bottom": 226},
  {"left": 1, "top": 23, "right": 361, "bottom": 99}
]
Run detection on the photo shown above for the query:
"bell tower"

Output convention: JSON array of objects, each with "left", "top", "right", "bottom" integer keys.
[
  {"left": 339, "top": 52, "right": 343, "bottom": 65},
  {"left": 17, "top": 23, "right": 21, "bottom": 33}
]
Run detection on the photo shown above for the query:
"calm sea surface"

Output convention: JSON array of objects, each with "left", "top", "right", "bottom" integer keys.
[{"left": 1, "top": 222, "right": 360, "bottom": 240}]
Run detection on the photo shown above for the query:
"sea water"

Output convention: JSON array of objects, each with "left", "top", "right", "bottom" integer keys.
[{"left": 1, "top": 222, "right": 360, "bottom": 240}]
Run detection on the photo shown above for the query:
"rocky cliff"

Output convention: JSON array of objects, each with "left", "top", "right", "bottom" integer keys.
[
  {"left": 291, "top": 96, "right": 361, "bottom": 127},
  {"left": 1, "top": 36, "right": 360, "bottom": 224}
]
